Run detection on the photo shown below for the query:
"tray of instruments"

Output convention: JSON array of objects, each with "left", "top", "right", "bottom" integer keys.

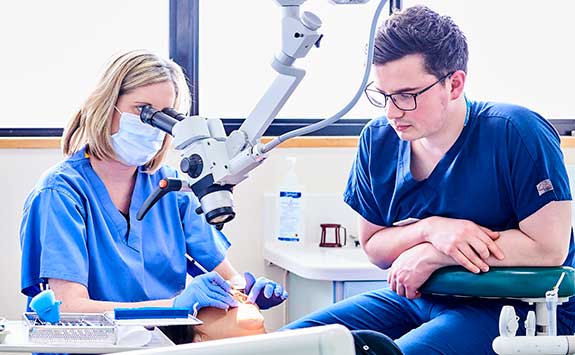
[{"left": 22, "top": 312, "right": 117, "bottom": 345}]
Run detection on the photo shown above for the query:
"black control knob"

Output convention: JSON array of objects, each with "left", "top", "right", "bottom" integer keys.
[{"left": 180, "top": 154, "right": 203, "bottom": 179}]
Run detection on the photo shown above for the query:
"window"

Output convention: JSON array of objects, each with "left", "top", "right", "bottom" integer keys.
[
  {"left": 413, "top": 0, "right": 575, "bottom": 120},
  {"left": 3, "top": 0, "right": 574, "bottom": 136},
  {"left": 198, "top": 1, "right": 383, "bottom": 120},
  {"left": 197, "top": 0, "right": 575, "bottom": 134},
  {"left": 0, "top": 0, "right": 168, "bottom": 129}
]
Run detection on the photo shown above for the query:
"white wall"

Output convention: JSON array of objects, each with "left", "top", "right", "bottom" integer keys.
[
  {"left": 0, "top": 149, "right": 62, "bottom": 319},
  {"left": 0, "top": 146, "right": 356, "bottom": 331}
]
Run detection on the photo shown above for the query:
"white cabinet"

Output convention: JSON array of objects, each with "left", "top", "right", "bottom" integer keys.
[
  {"left": 340, "top": 280, "right": 389, "bottom": 300},
  {"left": 286, "top": 273, "right": 387, "bottom": 323},
  {"left": 264, "top": 244, "right": 388, "bottom": 323}
]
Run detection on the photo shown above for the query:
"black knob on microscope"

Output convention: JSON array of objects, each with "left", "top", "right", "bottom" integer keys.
[{"left": 180, "top": 154, "right": 204, "bottom": 179}]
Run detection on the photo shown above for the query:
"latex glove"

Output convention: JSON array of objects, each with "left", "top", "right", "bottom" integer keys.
[
  {"left": 173, "top": 271, "right": 237, "bottom": 313},
  {"left": 244, "top": 272, "right": 288, "bottom": 310}
]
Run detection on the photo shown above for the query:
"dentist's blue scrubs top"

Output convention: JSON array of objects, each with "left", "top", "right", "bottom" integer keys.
[
  {"left": 344, "top": 100, "right": 575, "bottom": 322},
  {"left": 20, "top": 146, "right": 230, "bottom": 302}
]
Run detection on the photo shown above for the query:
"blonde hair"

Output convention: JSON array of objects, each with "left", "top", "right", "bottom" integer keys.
[{"left": 62, "top": 49, "right": 191, "bottom": 172}]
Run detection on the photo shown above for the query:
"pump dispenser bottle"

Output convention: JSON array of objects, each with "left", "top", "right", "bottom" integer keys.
[{"left": 276, "top": 157, "right": 305, "bottom": 244}]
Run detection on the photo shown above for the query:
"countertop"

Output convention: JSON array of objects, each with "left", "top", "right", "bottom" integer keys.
[
  {"left": 0, "top": 320, "right": 174, "bottom": 353},
  {"left": 263, "top": 243, "right": 388, "bottom": 281}
]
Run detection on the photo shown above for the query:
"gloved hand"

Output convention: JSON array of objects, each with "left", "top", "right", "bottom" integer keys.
[
  {"left": 173, "top": 271, "right": 237, "bottom": 313},
  {"left": 244, "top": 272, "right": 288, "bottom": 310}
]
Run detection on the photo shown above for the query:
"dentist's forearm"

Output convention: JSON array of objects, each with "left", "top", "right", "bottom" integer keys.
[
  {"left": 49, "top": 278, "right": 174, "bottom": 313},
  {"left": 59, "top": 297, "right": 174, "bottom": 313},
  {"left": 213, "top": 258, "right": 243, "bottom": 284}
]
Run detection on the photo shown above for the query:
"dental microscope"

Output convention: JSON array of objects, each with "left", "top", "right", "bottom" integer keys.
[{"left": 135, "top": 0, "right": 391, "bottom": 229}]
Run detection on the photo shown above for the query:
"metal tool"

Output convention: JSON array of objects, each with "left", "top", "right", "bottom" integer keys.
[{"left": 23, "top": 312, "right": 117, "bottom": 345}]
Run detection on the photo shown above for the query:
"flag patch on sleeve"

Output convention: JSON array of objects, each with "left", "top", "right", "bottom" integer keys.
[{"left": 536, "top": 179, "right": 554, "bottom": 196}]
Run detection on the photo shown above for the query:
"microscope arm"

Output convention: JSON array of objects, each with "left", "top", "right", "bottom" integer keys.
[
  {"left": 227, "top": 4, "right": 322, "bottom": 157},
  {"left": 237, "top": 62, "right": 305, "bottom": 148},
  {"left": 137, "top": 0, "right": 388, "bottom": 227}
]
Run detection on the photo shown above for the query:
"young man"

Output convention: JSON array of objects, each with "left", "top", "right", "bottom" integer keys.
[{"left": 283, "top": 5, "right": 575, "bottom": 355}]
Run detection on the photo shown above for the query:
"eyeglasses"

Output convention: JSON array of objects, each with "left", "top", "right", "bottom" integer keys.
[{"left": 364, "top": 72, "right": 454, "bottom": 111}]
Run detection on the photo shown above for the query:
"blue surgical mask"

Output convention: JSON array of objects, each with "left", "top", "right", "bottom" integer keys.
[{"left": 111, "top": 107, "right": 166, "bottom": 166}]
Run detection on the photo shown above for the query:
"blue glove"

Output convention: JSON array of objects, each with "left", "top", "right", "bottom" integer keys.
[
  {"left": 244, "top": 272, "right": 288, "bottom": 310},
  {"left": 173, "top": 271, "right": 237, "bottom": 313}
]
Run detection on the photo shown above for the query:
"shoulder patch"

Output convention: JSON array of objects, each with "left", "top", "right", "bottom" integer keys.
[{"left": 536, "top": 179, "right": 554, "bottom": 196}]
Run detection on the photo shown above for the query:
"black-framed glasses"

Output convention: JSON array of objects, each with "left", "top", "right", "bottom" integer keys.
[{"left": 364, "top": 72, "right": 454, "bottom": 111}]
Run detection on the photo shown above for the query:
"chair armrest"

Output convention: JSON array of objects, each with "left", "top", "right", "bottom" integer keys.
[{"left": 419, "top": 266, "right": 575, "bottom": 299}]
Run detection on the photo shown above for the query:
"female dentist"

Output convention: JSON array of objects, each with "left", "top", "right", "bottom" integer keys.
[{"left": 19, "top": 50, "right": 287, "bottom": 316}]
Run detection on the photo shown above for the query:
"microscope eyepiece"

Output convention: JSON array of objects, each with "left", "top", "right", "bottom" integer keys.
[
  {"left": 138, "top": 105, "right": 179, "bottom": 135},
  {"left": 139, "top": 105, "right": 157, "bottom": 125}
]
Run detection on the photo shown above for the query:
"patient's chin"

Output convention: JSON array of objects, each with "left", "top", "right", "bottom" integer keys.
[
  {"left": 235, "top": 303, "right": 265, "bottom": 330},
  {"left": 193, "top": 303, "right": 266, "bottom": 342}
]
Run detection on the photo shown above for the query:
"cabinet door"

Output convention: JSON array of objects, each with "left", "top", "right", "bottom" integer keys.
[
  {"left": 287, "top": 274, "right": 389, "bottom": 323},
  {"left": 287, "top": 273, "right": 333, "bottom": 323},
  {"left": 341, "top": 281, "right": 388, "bottom": 300}
]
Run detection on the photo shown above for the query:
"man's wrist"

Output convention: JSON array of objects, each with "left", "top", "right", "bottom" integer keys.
[
  {"left": 418, "top": 217, "right": 433, "bottom": 243},
  {"left": 419, "top": 242, "right": 452, "bottom": 268}
]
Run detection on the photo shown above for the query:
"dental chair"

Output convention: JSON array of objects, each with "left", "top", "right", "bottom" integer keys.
[
  {"left": 113, "top": 324, "right": 356, "bottom": 355},
  {"left": 420, "top": 266, "right": 575, "bottom": 355}
]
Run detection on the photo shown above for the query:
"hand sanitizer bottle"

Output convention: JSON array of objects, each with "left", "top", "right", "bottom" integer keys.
[{"left": 276, "top": 157, "right": 305, "bottom": 244}]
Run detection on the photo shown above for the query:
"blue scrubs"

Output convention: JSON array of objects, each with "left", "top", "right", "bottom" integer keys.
[
  {"left": 284, "top": 100, "right": 575, "bottom": 355},
  {"left": 20, "top": 146, "right": 230, "bottom": 303}
]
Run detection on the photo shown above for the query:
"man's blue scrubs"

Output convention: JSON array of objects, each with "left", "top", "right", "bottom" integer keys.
[
  {"left": 20, "top": 146, "right": 230, "bottom": 303},
  {"left": 283, "top": 100, "right": 575, "bottom": 355}
]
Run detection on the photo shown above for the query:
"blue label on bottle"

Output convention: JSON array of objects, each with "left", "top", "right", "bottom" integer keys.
[
  {"left": 279, "top": 191, "right": 302, "bottom": 198},
  {"left": 278, "top": 237, "right": 300, "bottom": 242}
]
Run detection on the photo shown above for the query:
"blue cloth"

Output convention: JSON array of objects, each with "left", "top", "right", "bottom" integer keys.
[
  {"left": 20, "top": 146, "right": 231, "bottom": 303},
  {"left": 284, "top": 100, "right": 575, "bottom": 354},
  {"left": 284, "top": 288, "right": 544, "bottom": 355},
  {"left": 345, "top": 100, "right": 574, "bottom": 267},
  {"left": 345, "top": 100, "right": 573, "bottom": 235}
]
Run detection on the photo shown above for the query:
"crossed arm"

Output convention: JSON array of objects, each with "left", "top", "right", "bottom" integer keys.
[{"left": 359, "top": 201, "right": 572, "bottom": 299}]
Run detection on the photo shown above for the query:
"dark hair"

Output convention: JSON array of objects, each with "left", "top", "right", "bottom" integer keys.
[{"left": 374, "top": 5, "right": 468, "bottom": 79}]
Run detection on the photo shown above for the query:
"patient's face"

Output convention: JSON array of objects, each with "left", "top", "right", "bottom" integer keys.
[{"left": 193, "top": 292, "right": 266, "bottom": 342}]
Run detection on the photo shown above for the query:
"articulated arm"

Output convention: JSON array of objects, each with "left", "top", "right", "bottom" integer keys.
[{"left": 137, "top": 0, "right": 389, "bottom": 228}]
